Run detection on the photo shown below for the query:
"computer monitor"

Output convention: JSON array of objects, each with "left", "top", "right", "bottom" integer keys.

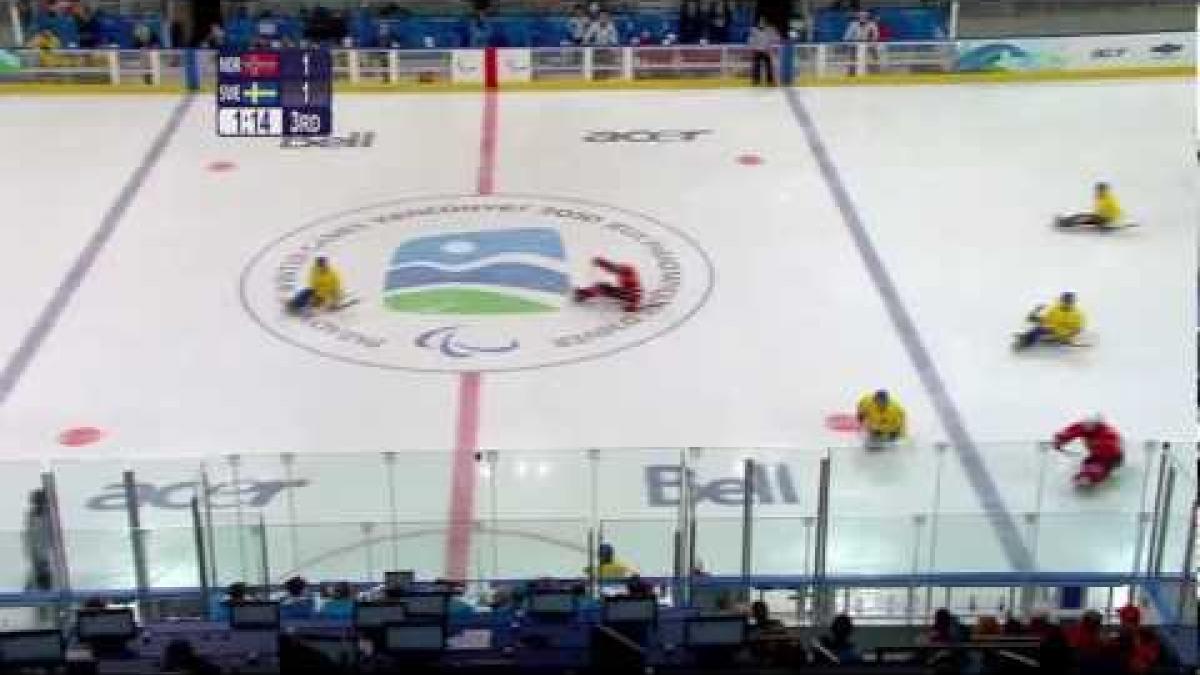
[
  {"left": 383, "top": 624, "right": 444, "bottom": 653},
  {"left": 528, "top": 590, "right": 577, "bottom": 617},
  {"left": 353, "top": 601, "right": 407, "bottom": 629},
  {"left": 400, "top": 592, "right": 449, "bottom": 619},
  {"left": 384, "top": 570, "right": 414, "bottom": 590},
  {"left": 602, "top": 596, "right": 657, "bottom": 624},
  {"left": 76, "top": 608, "right": 137, "bottom": 641},
  {"left": 690, "top": 586, "right": 729, "bottom": 612},
  {"left": 0, "top": 630, "right": 65, "bottom": 666},
  {"left": 685, "top": 616, "right": 746, "bottom": 647},
  {"left": 228, "top": 601, "right": 281, "bottom": 630}
]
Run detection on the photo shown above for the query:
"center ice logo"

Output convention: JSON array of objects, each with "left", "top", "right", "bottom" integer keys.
[
  {"left": 240, "top": 195, "right": 713, "bottom": 373},
  {"left": 383, "top": 228, "right": 569, "bottom": 315}
]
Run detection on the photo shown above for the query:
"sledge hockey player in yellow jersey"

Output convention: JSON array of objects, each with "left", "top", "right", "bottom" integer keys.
[
  {"left": 1014, "top": 292, "right": 1085, "bottom": 350},
  {"left": 286, "top": 257, "right": 346, "bottom": 316},
  {"left": 1055, "top": 182, "right": 1133, "bottom": 230},
  {"left": 308, "top": 257, "right": 343, "bottom": 308},
  {"left": 856, "top": 390, "right": 906, "bottom": 446}
]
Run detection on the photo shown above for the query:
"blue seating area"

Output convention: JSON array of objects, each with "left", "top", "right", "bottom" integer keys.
[
  {"left": 813, "top": 7, "right": 948, "bottom": 42},
  {"left": 26, "top": 5, "right": 947, "bottom": 50},
  {"left": 30, "top": 9, "right": 163, "bottom": 48}
]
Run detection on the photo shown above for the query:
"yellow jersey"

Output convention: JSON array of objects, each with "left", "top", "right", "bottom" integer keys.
[
  {"left": 856, "top": 395, "right": 906, "bottom": 435},
  {"left": 596, "top": 560, "right": 635, "bottom": 579},
  {"left": 1094, "top": 192, "right": 1122, "bottom": 224},
  {"left": 309, "top": 265, "right": 342, "bottom": 305},
  {"left": 1038, "top": 302, "right": 1084, "bottom": 341}
]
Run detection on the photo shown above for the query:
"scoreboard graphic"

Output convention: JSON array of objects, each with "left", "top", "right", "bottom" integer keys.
[{"left": 217, "top": 50, "right": 332, "bottom": 137}]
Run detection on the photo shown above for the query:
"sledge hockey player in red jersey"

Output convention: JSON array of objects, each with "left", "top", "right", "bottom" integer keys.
[
  {"left": 1053, "top": 415, "right": 1124, "bottom": 488},
  {"left": 574, "top": 257, "right": 642, "bottom": 312}
]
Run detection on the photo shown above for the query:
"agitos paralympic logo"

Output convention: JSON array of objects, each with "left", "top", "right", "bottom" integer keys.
[{"left": 240, "top": 195, "right": 714, "bottom": 372}]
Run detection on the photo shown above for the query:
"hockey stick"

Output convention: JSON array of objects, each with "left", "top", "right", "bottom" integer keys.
[{"left": 1052, "top": 445, "right": 1083, "bottom": 457}]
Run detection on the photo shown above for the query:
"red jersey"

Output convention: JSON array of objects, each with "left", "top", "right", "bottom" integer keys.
[
  {"left": 1054, "top": 422, "right": 1123, "bottom": 462},
  {"left": 594, "top": 258, "right": 642, "bottom": 305},
  {"left": 614, "top": 264, "right": 642, "bottom": 302}
]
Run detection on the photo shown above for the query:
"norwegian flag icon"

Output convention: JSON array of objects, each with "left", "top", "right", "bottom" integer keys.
[{"left": 242, "top": 52, "right": 280, "bottom": 78}]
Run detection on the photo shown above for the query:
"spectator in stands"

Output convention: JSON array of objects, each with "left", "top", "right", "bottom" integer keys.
[
  {"left": 922, "top": 608, "right": 970, "bottom": 673},
  {"left": 678, "top": 0, "right": 704, "bottom": 44},
  {"left": 566, "top": 5, "right": 590, "bottom": 45},
  {"left": 813, "top": 613, "right": 862, "bottom": 664},
  {"left": 972, "top": 614, "right": 1001, "bottom": 639},
  {"left": 132, "top": 23, "right": 160, "bottom": 48},
  {"left": 925, "top": 608, "right": 969, "bottom": 644},
  {"left": 829, "top": 0, "right": 862, "bottom": 11},
  {"left": 705, "top": 1, "right": 734, "bottom": 44},
  {"left": 746, "top": 600, "right": 786, "bottom": 664},
  {"left": 1002, "top": 614, "right": 1025, "bottom": 635},
  {"left": 26, "top": 28, "right": 63, "bottom": 67},
  {"left": 201, "top": 23, "right": 225, "bottom": 49},
  {"left": 75, "top": 3, "right": 97, "bottom": 48},
  {"left": 1065, "top": 609, "right": 1109, "bottom": 669},
  {"left": 318, "top": 582, "right": 355, "bottom": 620},
  {"left": 468, "top": 10, "right": 494, "bottom": 48},
  {"left": 747, "top": 16, "right": 779, "bottom": 86},
  {"left": 842, "top": 10, "right": 879, "bottom": 43},
  {"left": 1122, "top": 627, "right": 1162, "bottom": 674},
  {"left": 748, "top": 600, "right": 783, "bottom": 632},
  {"left": 210, "top": 581, "right": 250, "bottom": 621},
  {"left": 582, "top": 10, "right": 619, "bottom": 46},
  {"left": 279, "top": 575, "right": 315, "bottom": 619},
  {"left": 305, "top": 5, "right": 347, "bottom": 46}
]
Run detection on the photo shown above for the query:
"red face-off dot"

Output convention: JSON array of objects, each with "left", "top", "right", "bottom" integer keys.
[
  {"left": 825, "top": 414, "right": 861, "bottom": 433},
  {"left": 58, "top": 426, "right": 105, "bottom": 447},
  {"left": 736, "top": 153, "right": 764, "bottom": 166},
  {"left": 206, "top": 160, "right": 237, "bottom": 172}
]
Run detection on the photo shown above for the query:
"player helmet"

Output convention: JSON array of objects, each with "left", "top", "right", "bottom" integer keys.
[
  {"left": 1083, "top": 413, "right": 1104, "bottom": 429},
  {"left": 1059, "top": 291, "right": 1076, "bottom": 305},
  {"left": 873, "top": 389, "right": 889, "bottom": 404}
]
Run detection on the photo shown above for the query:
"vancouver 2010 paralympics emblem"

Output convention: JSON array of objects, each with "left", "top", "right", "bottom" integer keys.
[{"left": 240, "top": 194, "right": 714, "bottom": 373}]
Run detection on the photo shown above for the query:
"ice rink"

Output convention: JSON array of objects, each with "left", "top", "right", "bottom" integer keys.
[{"left": 0, "top": 78, "right": 1194, "bottom": 590}]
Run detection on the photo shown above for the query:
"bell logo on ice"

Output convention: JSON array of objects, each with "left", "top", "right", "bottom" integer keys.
[{"left": 240, "top": 195, "right": 713, "bottom": 373}]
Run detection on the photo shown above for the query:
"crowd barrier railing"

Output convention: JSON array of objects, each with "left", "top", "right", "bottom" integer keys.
[{"left": 1, "top": 31, "right": 1191, "bottom": 89}]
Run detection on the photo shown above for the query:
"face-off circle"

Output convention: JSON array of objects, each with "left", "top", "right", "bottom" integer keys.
[{"left": 240, "top": 194, "right": 715, "bottom": 373}]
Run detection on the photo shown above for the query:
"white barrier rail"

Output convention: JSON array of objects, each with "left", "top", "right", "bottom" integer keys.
[
  {"left": 0, "top": 42, "right": 956, "bottom": 86},
  {"left": 0, "top": 32, "right": 1192, "bottom": 88}
]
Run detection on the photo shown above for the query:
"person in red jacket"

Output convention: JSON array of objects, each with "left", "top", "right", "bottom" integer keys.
[
  {"left": 573, "top": 257, "right": 642, "bottom": 312},
  {"left": 1053, "top": 414, "right": 1124, "bottom": 487}
]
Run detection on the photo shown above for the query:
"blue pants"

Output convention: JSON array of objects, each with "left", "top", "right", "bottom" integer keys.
[{"left": 287, "top": 288, "right": 316, "bottom": 314}]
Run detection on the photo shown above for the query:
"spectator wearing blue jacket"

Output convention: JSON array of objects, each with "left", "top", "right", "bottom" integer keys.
[
  {"left": 210, "top": 582, "right": 250, "bottom": 622},
  {"left": 279, "top": 576, "right": 315, "bottom": 620},
  {"left": 318, "top": 582, "right": 355, "bottom": 620}
]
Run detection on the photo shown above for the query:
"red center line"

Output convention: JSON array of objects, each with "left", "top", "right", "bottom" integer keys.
[{"left": 444, "top": 58, "right": 500, "bottom": 581}]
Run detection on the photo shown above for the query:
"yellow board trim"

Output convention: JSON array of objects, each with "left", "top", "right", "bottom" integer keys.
[{"left": 0, "top": 66, "right": 1190, "bottom": 95}]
